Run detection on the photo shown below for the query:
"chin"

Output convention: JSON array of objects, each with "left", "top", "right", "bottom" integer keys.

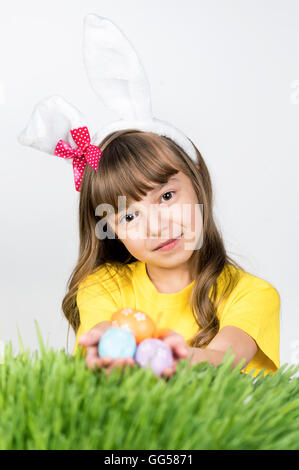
[{"left": 152, "top": 250, "right": 193, "bottom": 267}]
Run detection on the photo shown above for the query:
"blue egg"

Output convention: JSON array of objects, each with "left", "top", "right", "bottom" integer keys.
[{"left": 98, "top": 327, "right": 136, "bottom": 359}]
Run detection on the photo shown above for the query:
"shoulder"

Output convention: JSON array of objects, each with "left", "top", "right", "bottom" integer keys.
[
  {"left": 219, "top": 264, "right": 280, "bottom": 312},
  {"left": 78, "top": 261, "right": 138, "bottom": 291},
  {"left": 232, "top": 265, "right": 279, "bottom": 301},
  {"left": 78, "top": 263, "right": 116, "bottom": 289}
]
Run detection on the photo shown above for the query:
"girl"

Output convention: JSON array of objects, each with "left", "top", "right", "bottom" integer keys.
[{"left": 63, "top": 129, "right": 280, "bottom": 379}]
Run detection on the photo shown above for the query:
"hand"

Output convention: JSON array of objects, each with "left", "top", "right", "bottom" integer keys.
[
  {"left": 78, "top": 323, "right": 136, "bottom": 377},
  {"left": 156, "top": 329, "right": 189, "bottom": 379}
]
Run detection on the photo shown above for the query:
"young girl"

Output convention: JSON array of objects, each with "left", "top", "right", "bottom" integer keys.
[
  {"left": 63, "top": 129, "right": 280, "bottom": 379},
  {"left": 18, "top": 14, "right": 279, "bottom": 380}
]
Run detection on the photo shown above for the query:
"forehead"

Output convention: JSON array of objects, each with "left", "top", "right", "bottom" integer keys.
[
  {"left": 149, "top": 174, "right": 180, "bottom": 191},
  {"left": 111, "top": 173, "right": 177, "bottom": 216},
  {"left": 131, "top": 174, "right": 180, "bottom": 201}
]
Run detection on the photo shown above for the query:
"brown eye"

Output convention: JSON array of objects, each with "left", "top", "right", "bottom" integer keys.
[
  {"left": 119, "top": 211, "right": 138, "bottom": 224},
  {"left": 125, "top": 214, "right": 134, "bottom": 222},
  {"left": 161, "top": 191, "right": 175, "bottom": 202}
]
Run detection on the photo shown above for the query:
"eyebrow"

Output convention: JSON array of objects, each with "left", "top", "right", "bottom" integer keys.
[
  {"left": 149, "top": 175, "right": 179, "bottom": 194},
  {"left": 117, "top": 176, "right": 179, "bottom": 217}
]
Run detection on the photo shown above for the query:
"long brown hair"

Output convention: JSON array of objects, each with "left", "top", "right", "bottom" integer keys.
[{"left": 62, "top": 129, "right": 246, "bottom": 351}]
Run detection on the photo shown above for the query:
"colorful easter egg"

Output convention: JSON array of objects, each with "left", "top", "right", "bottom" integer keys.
[
  {"left": 98, "top": 327, "right": 136, "bottom": 359},
  {"left": 154, "top": 328, "right": 172, "bottom": 338},
  {"left": 111, "top": 308, "right": 157, "bottom": 344},
  {"left": 135, "top": 338, "right": 174, "bottom": 376}
]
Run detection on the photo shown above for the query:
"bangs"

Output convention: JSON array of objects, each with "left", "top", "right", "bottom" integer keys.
[{"left": 92, "top": 132, "right": 183, "bottom": 213}]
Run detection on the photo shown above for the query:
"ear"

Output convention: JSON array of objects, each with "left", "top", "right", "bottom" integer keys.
[{"left": 195, "top": 164, "right": 199, "bottom": 169}]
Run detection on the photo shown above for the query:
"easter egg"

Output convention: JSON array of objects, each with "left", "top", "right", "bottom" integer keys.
[
  {"left": 135, "top": 338, "right": 174, "bottom": 376},
  {"left": 98, "top": 327, "right": 136, "bottom": 359},
  {"left": 154, "top": 327, "right": 172, "bottom": 338},
  {"left": 111, "top": 308, "right": 157, "bottom": 344}
]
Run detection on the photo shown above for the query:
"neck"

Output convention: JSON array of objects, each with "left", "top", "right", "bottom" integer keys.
[{"left": 145, "top": 258, "right": 195, "bottom": 294}]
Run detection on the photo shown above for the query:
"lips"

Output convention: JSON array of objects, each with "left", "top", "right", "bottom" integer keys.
[{"left": 153, "top": 233, "right": 182, "bottom": 250}]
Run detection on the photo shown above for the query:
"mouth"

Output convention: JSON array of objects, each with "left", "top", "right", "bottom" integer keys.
[{"left": 153, "top": 233, "right": 183, "bottom": 251}]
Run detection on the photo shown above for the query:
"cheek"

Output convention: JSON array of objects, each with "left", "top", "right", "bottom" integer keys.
[
  {"left": 183, "top": 203, "right": 203, "bottom": 250},
  {"left": 186, "top": 193, "right": 201, "bottom": 230},
  {"left": 170, "top": 199, "right": 199, "bottom": 230},
  {"left": 119, "top": 233, "right": 146, "bottom": 256},
  {"left": 189, "top": 203, "right": 199, "bottom": 231}
]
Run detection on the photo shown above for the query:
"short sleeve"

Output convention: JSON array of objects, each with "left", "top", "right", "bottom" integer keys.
[
  {"left": 77, "top": 279, "right": 120, "bottom": 332},
  {"left": 219, "top": 281, "right": 280, "bottom": 369}
]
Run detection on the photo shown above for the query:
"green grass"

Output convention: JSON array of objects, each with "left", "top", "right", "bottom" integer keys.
[{"left": 0, "top": 320, "right": 299, "bottom": 450}]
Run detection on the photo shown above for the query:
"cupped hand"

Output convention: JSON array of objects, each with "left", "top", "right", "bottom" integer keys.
[
  {"left": 156, "top": 328, "right": 190, "bottom": 379},
  {"left": 78, "top": 325, "right": 136, "bottom": 376}
]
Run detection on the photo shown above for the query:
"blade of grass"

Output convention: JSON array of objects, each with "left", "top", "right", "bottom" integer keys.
[{"left": 34, "top": 319, "right": 46, "bottom": 357}]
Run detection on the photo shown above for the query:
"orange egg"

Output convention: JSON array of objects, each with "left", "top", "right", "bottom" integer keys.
[
  {"left": 111, "top": 308, "right": 157, "bottom": 344},
  {"left": 154, "top": 327, "right": 172, "bottom": 338}
]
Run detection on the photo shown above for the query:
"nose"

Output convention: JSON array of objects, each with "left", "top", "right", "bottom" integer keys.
[{"left": 147, "top": 204, "right": 170, "bottom": 240}]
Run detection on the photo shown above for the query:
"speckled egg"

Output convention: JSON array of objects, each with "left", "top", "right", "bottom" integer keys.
[
  {"left": 135, "top": 338, "right": 174, "bottom": 376},
  {"left": 111, "top": 308, "right": 157, "bottom": 344},
  {"left": 98, "top": 327, "right": 136, "bottom": 359}
]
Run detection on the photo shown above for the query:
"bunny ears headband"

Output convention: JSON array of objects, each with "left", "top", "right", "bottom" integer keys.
[{"left": 18, "top": 14, "right": 198, "bottom": 192}]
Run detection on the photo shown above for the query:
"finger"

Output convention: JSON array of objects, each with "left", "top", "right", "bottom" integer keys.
[
  {"left": 78, "top": 329, "right": 103, "bottom": 347},
  {"left": 85, "top": 345, "right": 101, "bottom": 362},
  {"left": 104, "top": 358, "right": 128, "bottom": 377},
  {"left": 103, "top": 357, "right": 134, "bottom": 369},
  {"left": 86, "top": 355, "right": 112, "bottom": 371},
  {"left": 162, "top": 369, "right": 174, "bottom": 381},
  {"left": 85, "top": 348, "right": 98, "bottom": 369},
  {"left": 173, "top": 340, "right": 188, "bottom": 358},
  {"left": 112, "top": 357, "right": 135, "bottom": 367},
  {"left": 162, "top": 368, "right": 171, "bottom": 377},
  {"left": 155, "top": 328, "right": 173, "bottom": 339},
  {"left": 163, "top": 361, "right": 177, "bottom": 376},
  {"left": 162, "top": 334, "right": 182, "bottom": 347},
  {"left": 123, "top": 357, "right": 135, "bottom": 368},
  {"left": 162, "top": 335, "right": 188, "bottom": 358},
  {"left": 174, "top": 344, "right": 189, "bottom": 359},
  {"left": 99, "top": 356, "right": 114, "bottom": 367},
  {"left": 85, "top": 344, "right": 100, "bottom": 360},
  {"left": 85, "top": 356, "right": 101, "bottom": 371}
]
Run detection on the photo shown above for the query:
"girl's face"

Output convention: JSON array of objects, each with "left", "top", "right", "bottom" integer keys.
[{"left": 109, "top": 170, "right": 203, "bottom": 268}]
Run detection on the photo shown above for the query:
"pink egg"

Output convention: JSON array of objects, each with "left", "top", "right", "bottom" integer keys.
[{"left": 135, "top": 338, "right": 173, "bottom": 376}]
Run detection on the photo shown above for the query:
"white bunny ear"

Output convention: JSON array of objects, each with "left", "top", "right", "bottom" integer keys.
[
  {"left": 83, "top": 14, "right": 153, "bottom": 122},
  {"left": 18, "top": 95, "right": 91, "bottom": 160}
]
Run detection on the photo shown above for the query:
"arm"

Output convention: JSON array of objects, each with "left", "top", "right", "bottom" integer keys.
[{"left": 187, "top": 325, "right": 258, "bottom": 369}]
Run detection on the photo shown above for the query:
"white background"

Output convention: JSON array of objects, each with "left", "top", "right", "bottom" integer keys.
[{"left": 1, "top": 0, "right": 298, "bottom": 369}]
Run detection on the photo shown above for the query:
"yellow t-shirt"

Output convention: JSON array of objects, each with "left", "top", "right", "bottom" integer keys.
[{"left": 73, "top": 261, "right": 280, "bottom": 377}]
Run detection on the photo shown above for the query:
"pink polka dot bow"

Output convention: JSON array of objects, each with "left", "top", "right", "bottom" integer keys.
[{"left": 54, "top": 126, "right": 102, "bottom": 192}]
